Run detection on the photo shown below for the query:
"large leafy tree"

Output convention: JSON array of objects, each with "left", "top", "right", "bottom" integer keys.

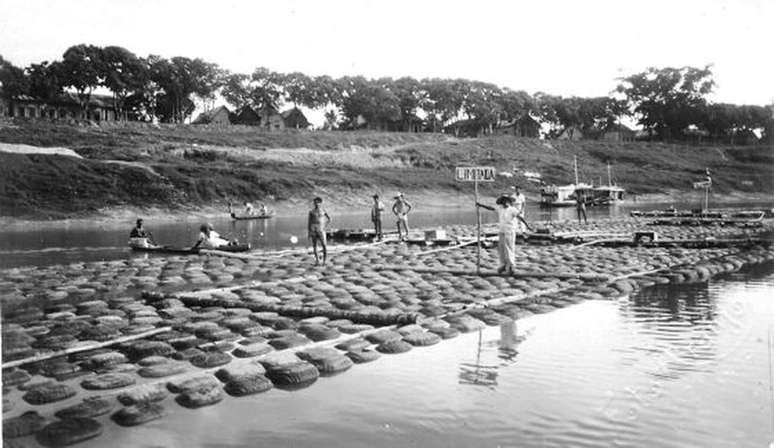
[
  {"left": 617, "top": 65, "right": 714, "bottom": 140},
  {"left": 59, "top": 44, "right": 104, "bottom": 115},
  {"left": 100, "top": 46, "right": 148, "bottom": 120},
  {"left": 390, "top": 76, "right": 423, "bottom": 131},
  {"left": 0, "top": 55, "right": 30, "bottom": 100},
  {"left": 26, "top": 61, "right": 63, "bottom": 103},
  {"left": 420, "top": 78, "right": 465, "bottom": 132}
]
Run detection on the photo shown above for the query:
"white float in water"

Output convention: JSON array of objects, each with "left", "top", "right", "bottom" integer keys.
[{"left": 290, "top": 236, "right": 298, "bottom": 244}]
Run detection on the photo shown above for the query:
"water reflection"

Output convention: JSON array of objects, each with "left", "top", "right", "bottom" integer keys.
[{"left": 458, "top": 321, "right": 527, "bottom": 389}]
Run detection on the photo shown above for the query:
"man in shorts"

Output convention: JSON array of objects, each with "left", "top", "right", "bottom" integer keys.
[
  {"left": 308, "top": 197, "right": 331, "bottom": 265},
  {"left": 371, "top": 193, "right": 384, "bottom": 241},
  {"left": 392, "top": 192, "right": 412, "bottom": 241}
]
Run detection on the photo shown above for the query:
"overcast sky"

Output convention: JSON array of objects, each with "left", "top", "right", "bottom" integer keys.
[{"left": 1, "top": 0, "right": 772, "bottom": 107}]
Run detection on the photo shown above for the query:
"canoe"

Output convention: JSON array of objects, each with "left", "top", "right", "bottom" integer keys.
[
  {"left": 130, "top": 244, "right": 251, "bottom": 255},
  {"left": 230, "top": 211, "right": 275, "bottom": 220}
]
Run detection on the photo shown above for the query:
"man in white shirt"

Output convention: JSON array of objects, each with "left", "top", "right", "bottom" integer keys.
[
  {"left": 477, "top": 195, "right": 518, "bottom": 274},
  {"left": 510, "top": 186, "right": 527, "bottom": 234}
]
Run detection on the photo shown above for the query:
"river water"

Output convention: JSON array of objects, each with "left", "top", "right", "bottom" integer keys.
[
  {"left": 28, "top": 260, "right": 770, "bottom": 448},
  {"left": 1, "top": 200, "right": 770, "bottom": 268}
]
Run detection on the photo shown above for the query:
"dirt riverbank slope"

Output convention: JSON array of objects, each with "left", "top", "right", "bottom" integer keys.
[{"left": 0, "top": 121, "right": 771, "bottom": 219}]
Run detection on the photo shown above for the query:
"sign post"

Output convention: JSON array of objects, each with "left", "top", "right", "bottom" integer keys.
[{"left": 456, "top": 166, "right": 496, "bottom": 274}]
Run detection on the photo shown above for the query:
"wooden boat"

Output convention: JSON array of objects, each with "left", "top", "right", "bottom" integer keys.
[
  {"left": 130, "top": 244, "right": 251, "bottom": 254},
  {"left": 230, "top": 211, "right": 275, "bottom": 220},
  {"left": 541, "top": 159, "right": 626, "bottom": 207}
]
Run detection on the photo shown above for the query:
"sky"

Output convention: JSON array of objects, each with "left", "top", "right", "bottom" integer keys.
[{"left": 1, "top": 0, "right": 772, "bottom": 112}]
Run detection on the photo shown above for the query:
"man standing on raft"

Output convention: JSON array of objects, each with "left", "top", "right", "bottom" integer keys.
[
  {"left": 308, "top": 197, "right": 331, "bottom": 266},
  {"left": 392, "top": 192, "right": 412, "bottom": 241},
  {"left": 477, "top": 194, "right": 519, "bottom": 274}
]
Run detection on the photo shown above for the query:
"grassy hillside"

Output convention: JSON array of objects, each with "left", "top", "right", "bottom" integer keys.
[{"left": 0, "top": 121, "right": 771, "bottom": 219}]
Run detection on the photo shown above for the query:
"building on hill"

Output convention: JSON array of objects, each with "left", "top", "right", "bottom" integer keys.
[
  {"left": 193, "top": 105, "right": 231, "bottom": 125},
  {"left": 0, "top": 91, "right": 117, "bottom": 121},
  {"left": 443, "top": 119, "right": 488, "bottom": 137},
  {"left": 600, "top": 123, "right": 636, "bottom": 142},
  {"left": 0, "top": 97, "right": 9, "bottom": 117},
  {"left": 555, "top": 126, "right": 585, "bottom": 140},
  {"left": 257, "top": 105, "right": 285, "bottom": 130},
  {"left": 231, "top": 105, "right": 261, "bottom": 126},
  {"left": 281, "top": 107, "right": 310, "bottom": 129},
  {"left": 495, "top": 114, "right": 541, "bottom": 138}
]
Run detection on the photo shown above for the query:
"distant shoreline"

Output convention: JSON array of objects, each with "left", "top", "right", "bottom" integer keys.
[{"left": 2, "top": 190, "right": 771, "bottom": 229}]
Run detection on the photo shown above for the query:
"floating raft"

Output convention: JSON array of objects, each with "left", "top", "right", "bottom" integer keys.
[
  {"left": 631, "top": 208, "right": 766, "bottom": 225},
  {"left": 142, "top": 291, "right": 421, "bottom": 326}
]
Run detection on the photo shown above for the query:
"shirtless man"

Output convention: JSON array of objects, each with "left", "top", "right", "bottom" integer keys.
[
  {"left": 392, "top": 192, "right": 413, "bottom": 241},
  {"left": 307, "top": 197, "right": 331, "bottom": 265}
]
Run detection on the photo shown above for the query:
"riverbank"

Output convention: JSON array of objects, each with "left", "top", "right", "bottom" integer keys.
[{"left": 1, "top": 121, "right": 772, "bottom": 220}]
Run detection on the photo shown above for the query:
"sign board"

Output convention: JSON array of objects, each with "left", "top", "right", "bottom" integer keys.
[{"left": 455, "top": 166, "right": 496, "bottom": 182}]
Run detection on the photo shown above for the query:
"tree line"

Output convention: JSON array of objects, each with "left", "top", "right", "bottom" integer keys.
[{"left": 1, "top": 44, "right": 772, "bottom": 143}]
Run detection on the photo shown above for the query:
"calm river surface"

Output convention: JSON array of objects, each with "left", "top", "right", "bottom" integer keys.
[
  {"left": 1, "top": 200, "right": 770, "bottom": 268},
  {"left": 28, "top": 260, "right": 772, "bottom": 448}
]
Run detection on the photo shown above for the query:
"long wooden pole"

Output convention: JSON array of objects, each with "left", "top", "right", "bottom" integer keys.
[
  {"left": 475, "top": 174, "right": 481, "bottom": 274},
  {"left": 2, "top": 326, "right": 172, "bottom": 369}
]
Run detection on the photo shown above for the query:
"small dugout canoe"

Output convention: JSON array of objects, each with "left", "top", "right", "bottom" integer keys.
[
  {"left": 130, "top": 244, "right": 251, "bottom": 255},
  {"left": 230, "top": 211, "right": 275, "bottom": 220}
]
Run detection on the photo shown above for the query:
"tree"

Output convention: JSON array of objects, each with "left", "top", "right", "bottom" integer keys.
[
  {"left": 390, "top": 76, "right": 423, "bottom": 131},
  {"left": 26, "top": 61, "right": 63, "bottom": 103},
  {"left": 421, "top": 78, "right": 465, "bottom": 132},
  {"left": 100, "top": 46, "right": 147, "bottom": 120},
  {"left": 59, "top": 44, "right": 104, "bottom": 117},
  {"left": 617, "top": 65, "right": 714, "bottom": 140},
  {"left": 0, "top": 55, "right": 30, "bottom": 100},
  {"left": 221, "top": 73, "right": 251, "bottom": 109}
]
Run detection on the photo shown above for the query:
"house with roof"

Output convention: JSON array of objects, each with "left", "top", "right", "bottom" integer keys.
[
  {"left": 555, "top": 126, "right": 585, "bottom": 140},
  {"left": 231, "top": 105, "right": 261, "bottom": 126},
  {"left": 281, "top": 107, "right": 310, "bottom": 129},
  {"left": 600, "top": 123, "right": 636, "bottom": 142},
  {"left": 192, "top": 105, "right": 231, "bottom": 126},
  {"left": 495, "top": 114, "right": 541, "bottom": 138},
  {"left": 256, "top": 105, "right": 285, "bottom": 130},
  {"left": 0, "top": 90, "right": 117, "bottom": 121}
]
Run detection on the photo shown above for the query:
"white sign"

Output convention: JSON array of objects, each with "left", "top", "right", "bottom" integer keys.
[{"left": 455, "top": 166, "right": 496, "bottom": 182}]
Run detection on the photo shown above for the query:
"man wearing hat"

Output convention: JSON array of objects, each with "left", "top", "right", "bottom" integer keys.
[
  {"left": 392, "top": 192, "right": 413, "bottom": 241},
  {"left": 370, "top": 194, "right": 385, "bottom": 241},
  {"left": 477, "top": 194, "right": 519, "bottom": 274}
]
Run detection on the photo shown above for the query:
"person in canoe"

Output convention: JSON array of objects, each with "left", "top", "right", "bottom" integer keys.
[
  {"left": 308, "top": 197, "right": 331, "bottom": 266},
  {"left": 244, "top": 201, "right": 255, "bottom": 215},
  {"left": 259, "top": 203, "right": 269, "bottom": 216},
  {"left": 192, "top": 223, "right": 235, "bottom": 250},
  {"left": 129, "top": 219, "right": 157, "bottom": 248}
]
